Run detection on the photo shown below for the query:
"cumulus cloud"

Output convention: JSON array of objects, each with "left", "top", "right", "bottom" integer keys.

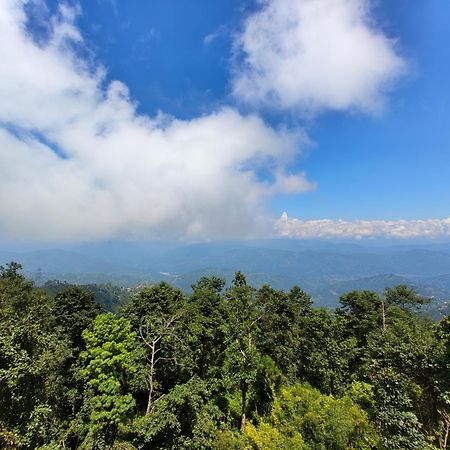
[
  {"left": 0, "top": 0, "right": 314, "bottom": 241},
  {"left": 277, "top": 213, "right": 450, "bottom": 239},
  {"left": 233, "top": 0, "right": 405, "bottom": 113}
]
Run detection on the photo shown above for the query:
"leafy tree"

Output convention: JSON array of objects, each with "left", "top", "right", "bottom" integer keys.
[
  {"left": 338, "top": 290, "right": 384, "bottom": 345},
  {"left": 370, "top": 368, "right": 433, "bottom": 450},
  {"left": 245, "top": 383, "right": 379, "bottom": 450},
  {"left": 257, "top": 285, "right": 312, "bottom": 379},
  {"left": 123, "top": 282, "right": 188, "bottom": 416},
  {"left": 298, "top": 308, "right": 357, "bottom": 394},
  {"left": 362, "top": 305, "right": 443, "bottom": 440},
  {"left": 53, "top": 286, "right": 103, "bottom": 351},
  {"left": 384, "top": 284, "right": 431, "bottom": 311},
  {"left": 223, "top": 272, "right": 264, "bottom": 431},
  {"left": 186, "top": 276, "right": 228, "bottom": 381},
  {"left": 435, "top": 315, "right": 450, "bottom": 449},
  {"left": 127, "top": 376, "right": 222, "bottom": 449},
  {"left": 79, "top": 313, "right": 141, "bottom": 446},
  {"left": 0, "top": 263, "right": 70, "bottom": 448}
]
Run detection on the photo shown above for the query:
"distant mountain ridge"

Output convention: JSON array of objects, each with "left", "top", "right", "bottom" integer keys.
[{"left": 1, "top": 240, "right": 450, "bottom": 310}]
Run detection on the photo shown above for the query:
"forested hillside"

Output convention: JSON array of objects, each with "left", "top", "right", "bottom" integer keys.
[
  {"left": 3, "top": 241, "right": 450, "bottom": 312},
  {"left": 1, "top": 262, "right": 449, "bottom": 449}
]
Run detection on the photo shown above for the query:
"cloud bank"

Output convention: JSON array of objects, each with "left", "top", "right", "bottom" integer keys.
[
  {"left": 233, "top": 0, "right": 405, "bottom": 113},
  {"left": 0, "top": 1, "right": 422, "bottom": 242},
  {"left": 0, "top": 0, "right": 314, "bottom": 241},
  {"left": 277, "top": 213, "right": 450, "bottom": 239}
]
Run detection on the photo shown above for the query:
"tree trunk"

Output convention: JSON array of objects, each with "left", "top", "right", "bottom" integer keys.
[
  {"left": 443, "top": 423, "right": 449, "bottom": 450},
  {"left": 439, "top": 410, "right": 450, "bottom": 449},
  {"left": 146, "top": 341, "right": 157, "bottom": 416},
  {"left": 146, "top": 372, "right": 154, "bottom": 416},
  {"left": 240, "top": 380, "right": 248, "bottom": 431}
]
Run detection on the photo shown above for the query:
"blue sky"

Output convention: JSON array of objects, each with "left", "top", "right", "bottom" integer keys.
[
  {"left": 54, "top": 0, "right": 450, "bottom": 219},
  {"left": 0, "top": 0, "right": 449, "bottom": 241},
  {"left": 297, "top": 0, "right": 450, "bottom": 221}
]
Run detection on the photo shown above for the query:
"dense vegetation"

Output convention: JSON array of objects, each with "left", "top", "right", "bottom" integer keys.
[
  {"left": 41, "top": 280, "right": 131, "bottom": 313},
  {"left": 1, "top": 262, "right": 449, "bottom": 449}
]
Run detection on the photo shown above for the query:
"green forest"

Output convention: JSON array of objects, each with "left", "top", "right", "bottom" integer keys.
[{"left": 1, "top": 262, "right": 449, "bottom": 450}]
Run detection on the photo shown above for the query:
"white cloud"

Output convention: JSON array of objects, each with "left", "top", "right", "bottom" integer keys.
[
  {"left": 233, "top": 0, "right": 405, "bottom": 113},
  {"left": 277, "top": 213, "right": 450, "bottom": 239},
  {"left": 0, "top": 0, "right": 314, "bottom": 241}
]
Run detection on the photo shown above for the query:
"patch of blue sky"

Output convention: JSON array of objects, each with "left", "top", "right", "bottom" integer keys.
[
  {"left": 1, "top": 122, "right": 68, "bottom": 160},
  {"left": 24, "top": 0, "right": 450, "bottom": 221}
]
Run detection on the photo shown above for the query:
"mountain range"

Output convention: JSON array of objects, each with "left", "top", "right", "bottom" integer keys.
[{"left": 1, "top": 240, "right": 450, "bottom": 314}]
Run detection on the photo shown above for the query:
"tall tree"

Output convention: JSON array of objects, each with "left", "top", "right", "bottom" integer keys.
[
  {"left": 79, "top": 313, "right": 140, "bottom": 446},
  {"left": 338, "top": 290, "right": 384, "bottom": 344},
  {"left": 123, "top": 282, "right": 188, "bottom": 416},
  {"left": 0, "top": 263, "right": 70, "bottom": 448},
  {"left": 53, "top": 286, "right": 103, "bottom": 351},
  {"left": 223, "top": 272, "right": 263, "bottom": 431},
  {"left": 385, "top": 284, "right": 431, "bottom": 311},
  {"left": 298, "top": 307, "right": 357, "bottom": 394},
  {"left": 257, "top": 284, "right": 312, "bottom": 379},
  {"left": 186, "top": 276, "right": 228, "bottom": 381}
]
